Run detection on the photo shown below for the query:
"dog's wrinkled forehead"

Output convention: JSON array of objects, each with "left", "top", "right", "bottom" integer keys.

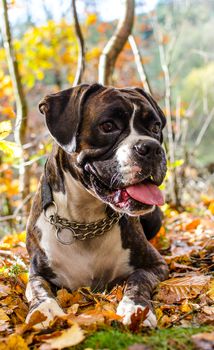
[
  {"left": 79, "top": 87, "right": 165, "bottom": 150},
  {"left": 39, "top": 83, "right": 166, "bottom": 154}
]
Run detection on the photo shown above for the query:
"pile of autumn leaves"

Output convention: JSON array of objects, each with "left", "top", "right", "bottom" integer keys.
[{"left": 0, "top": 198, "right": 213, "bottom": 349}]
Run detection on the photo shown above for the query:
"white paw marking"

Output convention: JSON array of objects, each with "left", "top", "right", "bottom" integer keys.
[
  {"left": 116, "top": 296, "right": 157, "bottom": 328},
  {"left": 26, "top": 298, "right": 65, "bottom": 329}
]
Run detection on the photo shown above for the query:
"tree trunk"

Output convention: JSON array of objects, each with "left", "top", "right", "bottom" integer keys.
[
  {"left": 71, "top": 0, "right": 85, "bottom": 86},
  {"left": 1, "top": 0, "right": 30, "bottom": 207},
  {"left": 98, "top": 0, "right": 135, "bottom": 85}
]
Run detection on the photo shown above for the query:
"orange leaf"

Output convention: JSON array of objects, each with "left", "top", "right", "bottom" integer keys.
[{"left": 185, "top": 218, "right": 200, "bottom": 231}]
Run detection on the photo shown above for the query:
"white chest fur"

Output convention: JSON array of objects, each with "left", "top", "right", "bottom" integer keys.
[{"left": 37, "top": 212, "right": 133, "bottom": 290}]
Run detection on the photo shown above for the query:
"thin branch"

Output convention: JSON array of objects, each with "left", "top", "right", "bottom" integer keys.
[
  {"left": 71, "top": 0, "right": 85, "bottom": 86},
  {"left": 195, "top": 107, "right": 214, "bottom": 147},
  {"left": 98, "top": 0, "right": 135, "bottom": 85},
  {"left": 128, "top": 34, "right": 152, "bottom": 94}
]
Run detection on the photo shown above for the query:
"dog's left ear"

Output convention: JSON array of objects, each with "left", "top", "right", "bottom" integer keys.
[
  {"left": 39, "top": 83, "right": 103, "bottom": 153},
  {"left": 134, "top": 88, "right": 166, "bottom": 141}
]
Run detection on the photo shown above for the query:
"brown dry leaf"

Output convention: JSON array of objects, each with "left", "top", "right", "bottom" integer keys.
[
  {"left": 192, "top": 332, "right": 214, "bottom": 350},
  {"left": 156, "top": 275, "right": 211, "bottom": 303},
  {"left": 24, "top": 310, "right": 47, "bottom": 330},
  {"left": 72, "top": 312, "right": 104, "bottom": 326},
  {"left": 129, "top": 306, "right": 149, "bottom": 332},
  {"left": 41, "top": 323, "right": 85, "bottom": 349},
  {"left": 57, "top": 288, "right": 73, "bottom": 308},
  {"left": 207, "top": 279, "right": 214, "bottom": 301},
  {"left": 196, "top": 306, "right": 214, "bottom": 325}
]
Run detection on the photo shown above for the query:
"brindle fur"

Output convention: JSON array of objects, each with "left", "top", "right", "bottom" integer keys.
[{"left": 26, "top": 84, "right": 169, "bottom": 326}]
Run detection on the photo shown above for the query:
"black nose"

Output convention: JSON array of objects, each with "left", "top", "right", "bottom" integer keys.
[{"left": 134, "top": 140, "right": 162, "bottom": 159}]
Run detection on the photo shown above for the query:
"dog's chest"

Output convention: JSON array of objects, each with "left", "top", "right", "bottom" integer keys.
[{"left": 37, "top": 213, "right": 133, "bottom": 290}]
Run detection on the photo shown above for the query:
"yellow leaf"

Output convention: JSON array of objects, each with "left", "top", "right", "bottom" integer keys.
[
  {"left": 0, "top": 140, "right": 21, "bottom": 157},
  {"left": 155, "top": 307, "right": 163, "bottom": 321},
  {"left": 0, "top": 120, "right": 12, "bottom": 140},
  {"left": 6, "top": 334, "right": 29, "bottom": 350},
  {"left": 44, "top": 323, "right": 85, "bottom": 349},
  {"left": 208, "top": 202, "right": 214, "bottom": 215},
  {"left": 86, "top": 13, "right": 97, "bottom": 26},
  {"left": 19, "top": 272, "right": 29, "bottom": 285},
  {"left": 180, "top": 299, "right": 192, "bottom": 313},
  {"left": 36, "top": 70, "right": 44, "bottom": 80}
]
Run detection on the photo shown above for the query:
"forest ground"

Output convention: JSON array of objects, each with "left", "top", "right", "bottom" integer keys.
[{"left": 0, "top": 196, "right": 213, "bottom": 350}]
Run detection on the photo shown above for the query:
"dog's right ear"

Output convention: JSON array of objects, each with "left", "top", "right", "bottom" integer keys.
[{"left": 39, "top": 84, "right": 103, "bottom": 153}]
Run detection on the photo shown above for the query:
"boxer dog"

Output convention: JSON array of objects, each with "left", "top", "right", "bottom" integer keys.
[{"left": 26, "top": 83, "right": 168, "bottom": 328}]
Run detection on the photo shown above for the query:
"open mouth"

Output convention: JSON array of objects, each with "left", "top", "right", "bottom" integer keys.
[
  {"left": 90, "top": 169, "right": 164, "bottom": 211},
  {"left": 109, "top": 177, "right": 164, "bottom": 209}
]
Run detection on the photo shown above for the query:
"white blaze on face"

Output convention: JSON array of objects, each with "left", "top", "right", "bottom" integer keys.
[{"left": 115, "top": 103, "right": 159, "bottom": 184}]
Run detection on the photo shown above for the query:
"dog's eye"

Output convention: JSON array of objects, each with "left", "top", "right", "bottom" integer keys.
[
  {"left": 99, "top": 121, "right": 118, "bottom": 133},
  {"left": 151, "top": 123, "right": 161, "bottom": 134}
]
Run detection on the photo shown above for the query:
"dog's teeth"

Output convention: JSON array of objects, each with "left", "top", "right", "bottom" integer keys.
[{"left": 114, "top": 190, "right": 122, "bottom": 203}]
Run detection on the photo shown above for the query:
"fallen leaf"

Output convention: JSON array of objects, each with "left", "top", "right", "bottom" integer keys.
[
  {"left": 180, "top": 299, "right": 192, "bottom": 313},
  {"left": 192, "top": 332, "right": 214, "bottom": 350},
  {"left": 129, "top": 306, "right": 149, "bottom": 332},
  {"left": 208, "top": 202, "right": 214, "bottom": 215},
  {"left": 1, "top": 334, "right": 29, "bottom": 350},
  {"left": 196, "top": 306, "right": 214, "bottom": 325},
  {"left": 0, "top": 308, "right": 10, "bottom": 325},
  {"left": 156, "top": 275, "right": 211, "bottom": 303},
  {"left": 57, "top": 288, "right": 73, "bottom": 308},
  {"left": 128, "top": 344, "right": 152, "bottom": 350},
  {"left": 185, "top": 218, "right": 201, "bottom": 230},
  {"left": 0, "top": 283, "right": 10, "bottom": 297},
  {"left": 24, "top": 310, "right": 47, "bottom": 330},
  {"left": 41, "top": 323, "right": 84, "bottom": 349},
  {"left": 207, "top": 279, "right": 214, "bottom": 301}
]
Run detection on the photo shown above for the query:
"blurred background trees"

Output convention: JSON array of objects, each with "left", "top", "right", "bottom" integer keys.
[{"left": 0, "top": 0, "right": 213, "bottom": 234}]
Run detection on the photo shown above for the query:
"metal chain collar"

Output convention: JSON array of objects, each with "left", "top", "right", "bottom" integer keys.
[{"left": 45, "top": 202, "right": 121, "bottom": 245}]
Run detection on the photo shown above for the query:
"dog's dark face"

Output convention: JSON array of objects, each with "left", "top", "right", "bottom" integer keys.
[{"left": 39, "top": 84, "right": 167, "bottom": 216}]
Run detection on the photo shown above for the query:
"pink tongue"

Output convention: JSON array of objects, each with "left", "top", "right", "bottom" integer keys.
[{"left": 126, "top": 182, "right": 164, "bottom": 206}]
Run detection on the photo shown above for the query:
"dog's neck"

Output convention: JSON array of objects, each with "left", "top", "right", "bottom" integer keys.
[
  {"left": 62, "top": 171, "right": 106, "bottom": 223},
  {"left": 46, "top": 146, "right": 106, "bottom": 223}
]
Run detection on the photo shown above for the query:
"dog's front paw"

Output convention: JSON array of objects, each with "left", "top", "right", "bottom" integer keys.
[
  {"left": 26, "top": 298, "right": 66, "bottom": 329},
  {"left": 116, "top": 296, "right": 157, "bottom": 328}
]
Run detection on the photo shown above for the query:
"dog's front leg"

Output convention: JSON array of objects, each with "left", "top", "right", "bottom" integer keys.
[
  {"left": 117, "top": 260, "right": 168, "bottom": 328},
  {"left": 25, "top": 273, "right": 65, "bottom": 329}
]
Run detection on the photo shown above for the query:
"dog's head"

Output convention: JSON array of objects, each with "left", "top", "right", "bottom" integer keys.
[{"left": 39, "top": 83, "right": 167, "bottom": 216}]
